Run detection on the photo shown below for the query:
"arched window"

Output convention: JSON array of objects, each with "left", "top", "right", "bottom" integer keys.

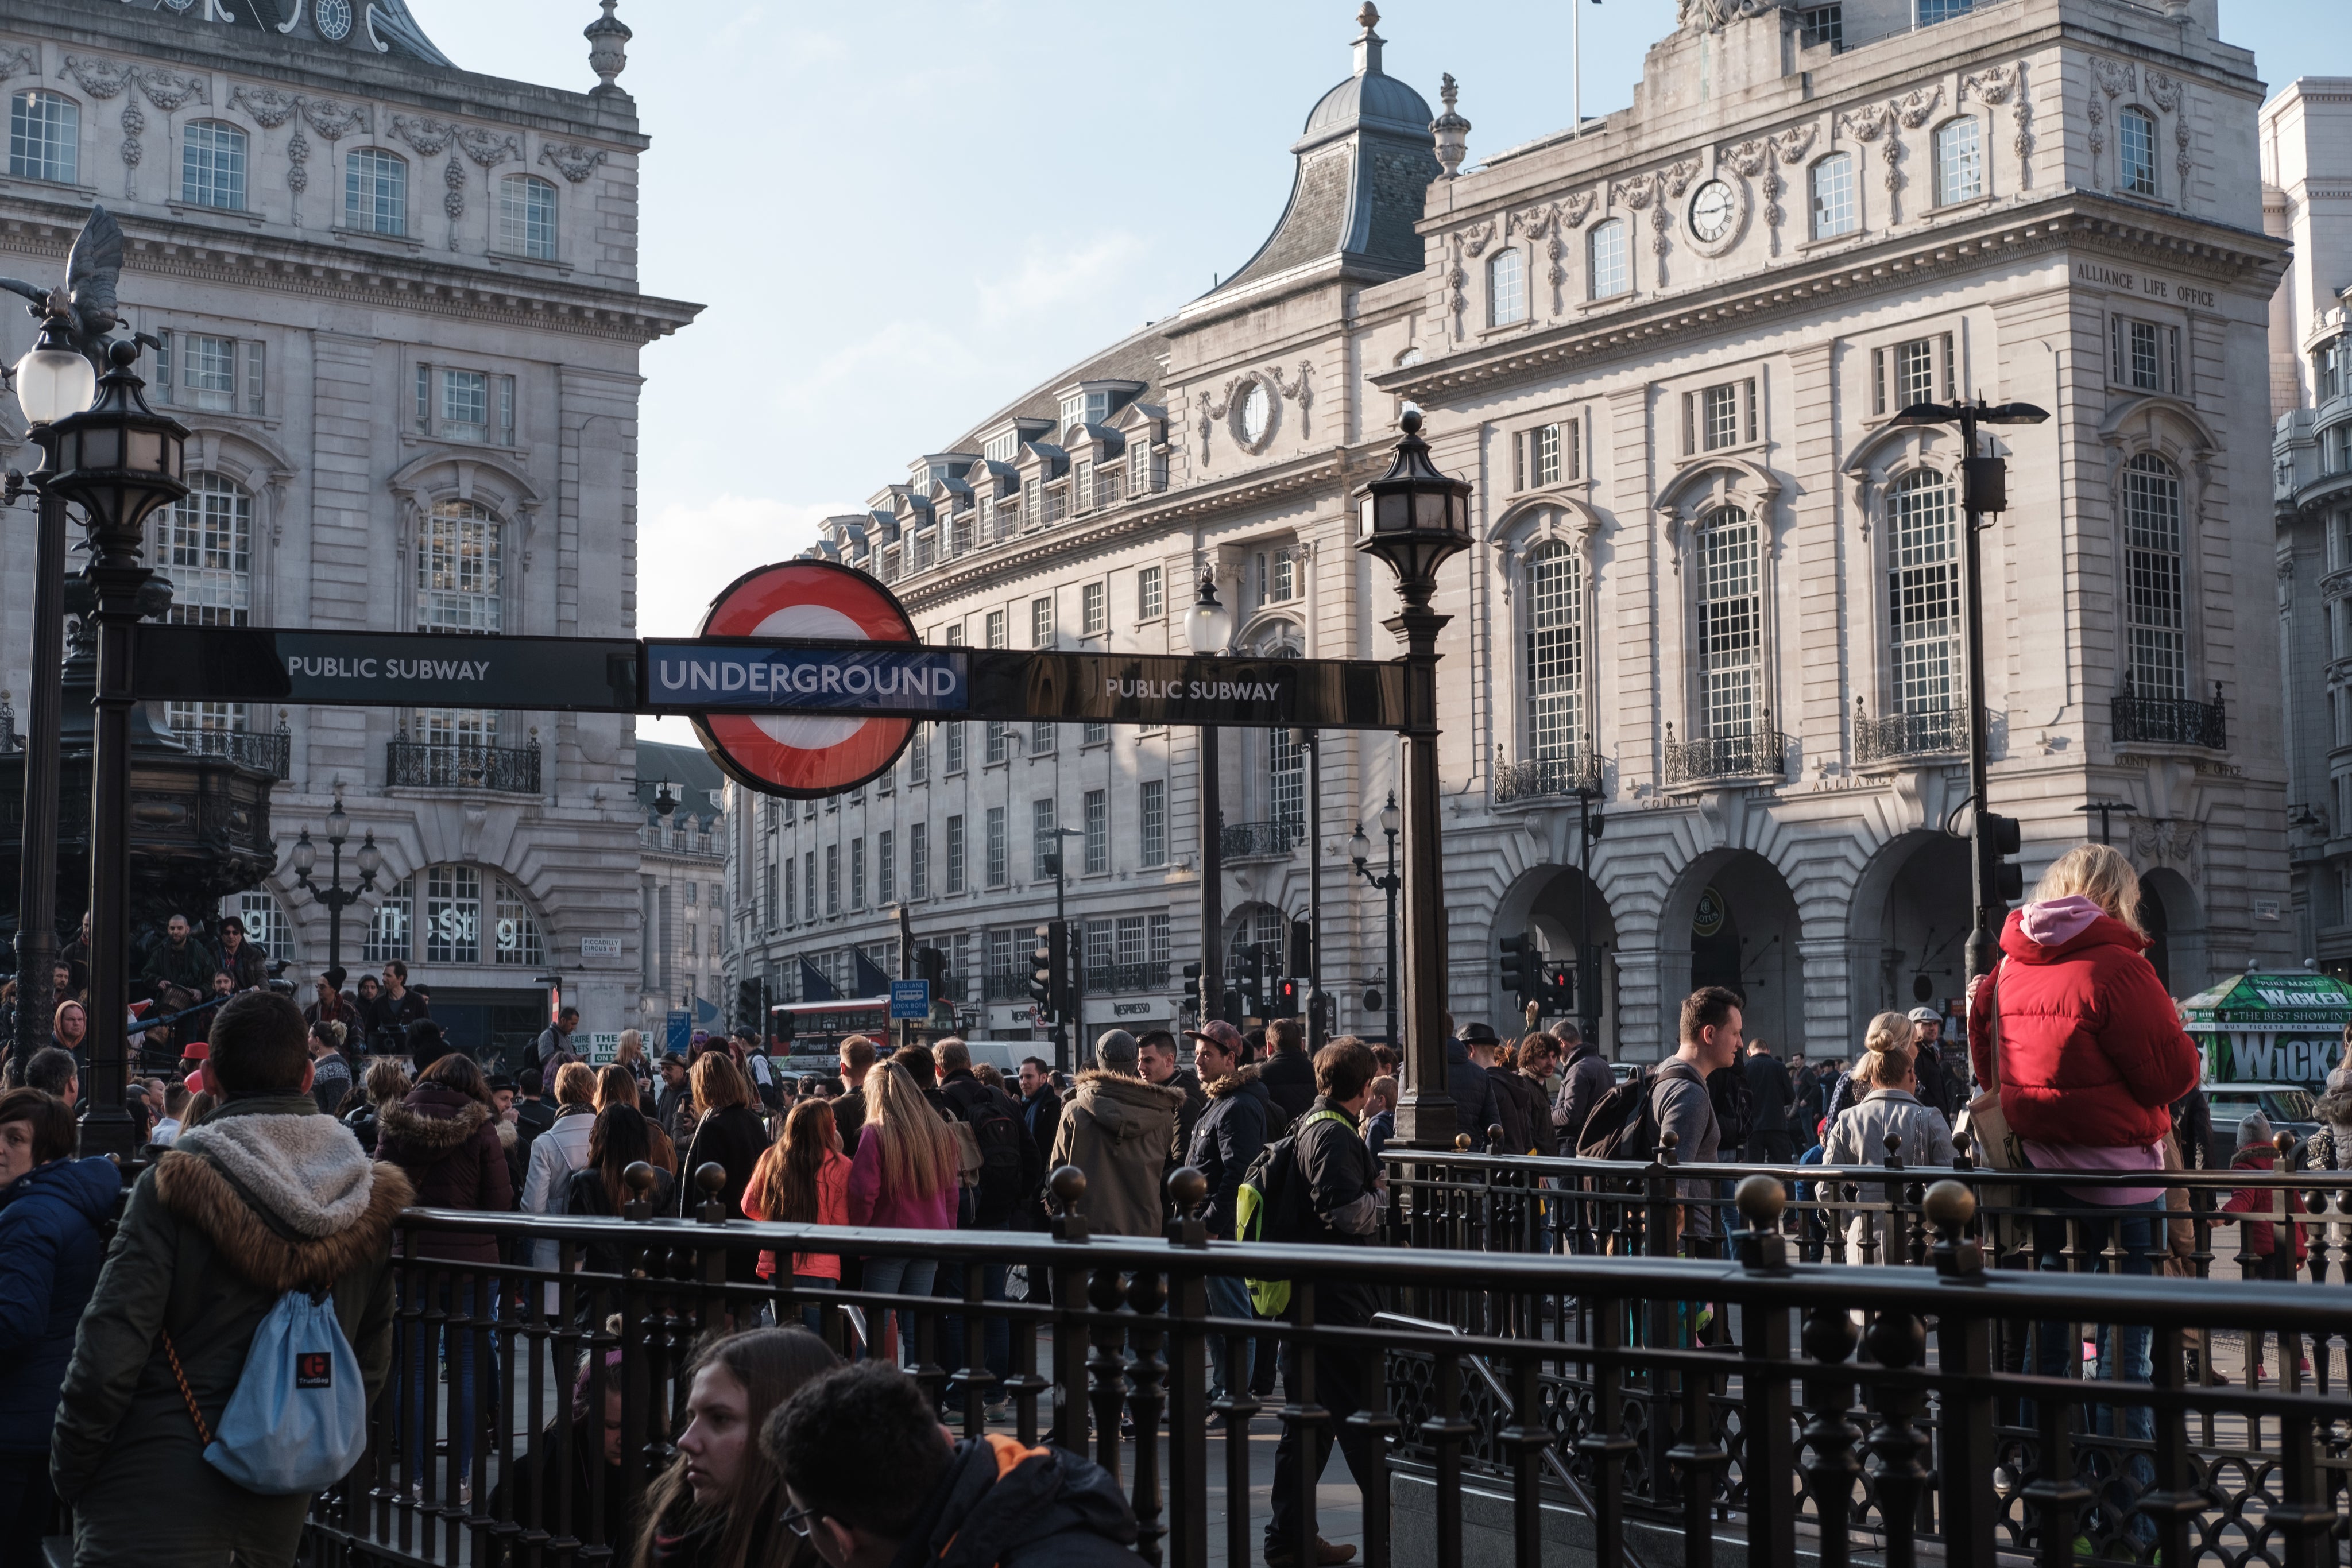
[
  {"left": 154, "top": 474, "right": 254, "bottom": 627},
  {"left": 2119, "top": 106, "right": 2158, "bottom": 198},
  {"left": 1589, "top": 219, "right": 1629, "bottom": 300},
  {"left": 417, "top": 500, "right": 502, "bottom": 632},
  {"left": 345, "top": 147, "right": 408, "bottom": 235},
  {"left": 1933, "top": 117, "right": 1983, "bottom": 206},
  {"left": 1810, "top": 152, "right": 1856, "bottom": 239},
  {"left": 1696, "top": 506, "right": 1762, "bottom": 739},
  {"left": 2122, "top": 453, "right": 2186, "bottom": 700},
  {"left": 1525, "top": 541, "right": 1585, "bottom": 760},
  {"left": 424, "top": 864, "right": 482, "bottom": 964},
  {"left": 1269, "top": 726, "right": 1303, "bottom": 831},
  {"left": 8, "top": 90, "right": 78, "bottom": 185},
  {"left": 181, "top": 119, "right": 247, "bottom": 210},
  {"left": 499, "top": 173, "right": 557, "bottom": 260},
  {"left": 1488, "top": 248, "right": 1529, "bottom": 327},
  {"left": 237, "top": 891, "right": 292, "bottom": 964},
  {"left": 1885, "top": 470, "right": 1959, "bottom": 717}
]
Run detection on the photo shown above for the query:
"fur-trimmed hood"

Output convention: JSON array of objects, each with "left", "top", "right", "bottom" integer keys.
[
  {"left": 376, "top": 1087, "right": 493, "bottom": 1158},
  {"left": 1201, "top": 1064, "right": 1261, "bottom": 1101},
  {"left": 156, "top": 1095, "right": 413, "bottom": 1294},
  {"left": 2316, "top": 1084, "right": 2352, "bottom": 1131}
]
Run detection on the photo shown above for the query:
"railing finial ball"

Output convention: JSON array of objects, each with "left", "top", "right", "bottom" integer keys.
[
  {"left": 1454, "top": 1133, "right": 1473, "bottom": 1152},
  {"left": 1050, "top": 1164, "right": 1088, "bottom": 1209},
  {"left": 623, "top": 1160, "right": 657, "bottom": 1193},
  {"left": 695, "top": 1160, "right": 727, "bottom": 1195},
  {"left": 1167, "top": 1165, "right": 1208, "bottom": 1211},
  {"left": 1735, "top": 1172, "right": 1786, "bottom": 1226},
  {"left": 1922, "top": 1178, "right": 1976, "bottom": 1230}
]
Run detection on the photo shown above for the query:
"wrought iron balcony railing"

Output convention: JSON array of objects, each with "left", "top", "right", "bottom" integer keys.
[
  {"left": 983, "top": 970, "right": 1033, "bottom": 1002},
  {"left": 1663, "top": 722, "right": 1787, "bottom": 784},
  {"left": 1220, "top": 818, "right": 1303, "bottom": 860},
  {"left": 172, "top": 724, "right": 292, "bottom": 780},
  {"left": 1494, "top": 751, "right": 1602, "bottom": 804},
  {"left": 1852, "top": 703, "right": 1964, "bottom": 765},
  {"left": 386, "top": 734, "right": 541, "bottom": 794},
  {"left": 1082, "top": 961, "right": 1169, "bottom": 996},
  {"left": 2112, "top": 682, "right": 2226, "bottom": 749}
]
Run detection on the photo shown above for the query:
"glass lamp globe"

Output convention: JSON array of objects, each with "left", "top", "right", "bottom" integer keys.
[
  {"left": 1185, "top": 575, "right": 1232, "bottom": 657},
  {"left": 1379, "top": 795, "right": 1401, "bottom": 838},
  {"left": 355, "top": 831, "right": 384, "bottom": 881},
  {"left": 1347, "top": 824, "right": 1372, "bottom": 866},
  {"left": 289, "top": 829, "right": 318, "bottom": 879},
  {"left": 325, "top": 797, "right": 350, "bottom": 845},
  {"left": 13, "top": 338, "right": 95, "bottom": 426}
]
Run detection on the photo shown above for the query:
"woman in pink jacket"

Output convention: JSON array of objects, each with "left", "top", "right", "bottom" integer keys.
[{"left": 844, "top": 1060, "right": 959, "bottom": 1361}]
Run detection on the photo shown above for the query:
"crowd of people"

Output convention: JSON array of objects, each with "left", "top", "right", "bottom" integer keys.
[{"left": 3, "top": 842, "right": 2349, "bottom": 1566}]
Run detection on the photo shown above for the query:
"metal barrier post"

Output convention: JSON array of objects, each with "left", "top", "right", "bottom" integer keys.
[
  {"left": 1164, "top": 1171, "right": 1211, "bottom": 1568},
  {"left": 1798, "top": 1303, "right": 1861, "bottom": 1568},
  {"left": 1924, "top": 1182, "right": 1997, "bottom": 1568},
  {"left": 1733, "top": 1178, "right": 1796, "bottom": 1565}
]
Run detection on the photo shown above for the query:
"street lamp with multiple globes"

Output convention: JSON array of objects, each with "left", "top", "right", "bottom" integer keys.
[
  {"left": 42, "top": 338, "right": 189, "bottom": 1156},
  {"left": 5, "top": 312, "right": 99, "bottom": 1071},
  {"left": 1353, "top": 407, "right": 1472, "bottom": 1148},
  {"left": 1347, "top": 792, "right": 1402, "bottom": 1050},
  {"left": 1186, "top": 573, "right": 1232, "bottom": 1028},
  {"left": 289, "top": 788, "right": 383, "bottom": 987}
]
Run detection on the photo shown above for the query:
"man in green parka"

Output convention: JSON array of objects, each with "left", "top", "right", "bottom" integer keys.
[{"left": 49, "top": 989, "right": 411, "bottom": 1567}]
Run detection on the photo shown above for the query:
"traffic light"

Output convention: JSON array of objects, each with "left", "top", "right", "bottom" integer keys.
[
  {"left": 915, "top": 946, "right": 948, "bottom": 987},
  {"left": 1181, "top": 961, "right": 1204, "bottom": 1017},
  {"left": 736, "top": 977, "right": 765, "bottom": 1032},
  {"left": 1978, "top": 811, "right": 2025, "bottom": 905},
  {"left": 1288, "top": 919, "right": 1313, "bottom": 984},
  {"left": 1243, "top": 947, "right": 1267, "bottom": 1019},
  {"left": 1274, "top": 975, "right": 1302, "bottom": 1013},
  {"left": 1542, "top": 961, "right": 1576, "bottom": 1012},
  {"left": 1498, "top": 934, "right": 1537, "bottom": 1002},
  {"left": 1030, "top": 924, "right": 1055, "bottom": 1013}
]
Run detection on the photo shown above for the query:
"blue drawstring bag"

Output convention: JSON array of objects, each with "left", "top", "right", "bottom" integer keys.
[{"left": 166, "top": 1290, "right": 368, "bottom": 1496}]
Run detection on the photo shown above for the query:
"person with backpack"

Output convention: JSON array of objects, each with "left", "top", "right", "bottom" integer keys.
[
  {"left": 934, "top": 1037, "right": 1037, "bottom": 1417},
  {"left": 1049, "top": 1031, "right": 1182, "bottom": 1240},
  {"left": 1706, "top": 1056, "right": 1755, "bottom": 1163},
  {"left": 1550, "top": 1020, "right": 1614, "bottom": 1149},
  {"left": 1184, "top": 1021, "right": 1268, "bottom": 1408},
  {"left": 50, "top": 990, "right": 409, "bottom": 1566},
  {"left": 1255, "top": 1039, "right": 1386, "bottom": 1568},
  {"left": 1471, "top": 1034, "right": 1540, "bottom": 1153},
  {"left": 1577, "top": 988, "right": 1740, "bottom": 1250}
]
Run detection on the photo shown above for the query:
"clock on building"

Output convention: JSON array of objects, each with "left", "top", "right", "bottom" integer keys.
[{"left": 1690, "top": 180, "right": 1736, "bottom": 243}]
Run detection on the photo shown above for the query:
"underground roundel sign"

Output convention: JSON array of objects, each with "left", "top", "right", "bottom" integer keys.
[{"left": 690, "top": 561, "right": 920, "bottom": 799}]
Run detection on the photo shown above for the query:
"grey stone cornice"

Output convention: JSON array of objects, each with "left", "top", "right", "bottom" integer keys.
[
  {"left": 893, "top": 446, "right": 1383, "bottom": 615},
  {"left": 1380, "top": 193, "right": 2285, "bottom": 405},
  {"left": 0, "top": 196, "right": 701, "bottom": 345}
]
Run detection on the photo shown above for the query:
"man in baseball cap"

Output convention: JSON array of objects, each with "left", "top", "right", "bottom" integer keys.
[{"left": 1905, "top": 1006, "right": 1961, "bottom": 1122}]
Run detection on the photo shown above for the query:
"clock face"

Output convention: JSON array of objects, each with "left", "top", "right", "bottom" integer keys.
[{"left": 1690, "top": 180, "right": 1736, "bottom": 243}]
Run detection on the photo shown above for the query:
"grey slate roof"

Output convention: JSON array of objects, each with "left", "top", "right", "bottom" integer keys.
[
  {"left": 634, "top": 739, "right": 728, "bottom": 825},
  {"left": 105, "top": 0, "right": 454, "bottom": 67}
]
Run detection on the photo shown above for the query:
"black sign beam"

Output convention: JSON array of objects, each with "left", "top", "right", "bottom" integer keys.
[{"left": 135, "top": 626, "right": 639, "bottom": 713}]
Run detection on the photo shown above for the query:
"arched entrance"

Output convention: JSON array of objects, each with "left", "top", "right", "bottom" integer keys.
[
  {"left": 1845, "top": 830, "right": 1971, "bottom": 1042},
  {"left": 1490, "top": 862, "right": 1620, "bottom": 1052},
  {"left": 1223, "top": 900, "right": 1290, "bottom": 1023},
  {"left": 1659, "top": 850, "right": 1801, "bottom": 1056},
  {"left": 2138, "top": 867, "right": 2203, "bottom": 996}
]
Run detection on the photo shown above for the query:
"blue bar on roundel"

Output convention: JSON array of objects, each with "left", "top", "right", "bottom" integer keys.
[{"left": 643, "top": 641, "right": 966, "bottom": 714}]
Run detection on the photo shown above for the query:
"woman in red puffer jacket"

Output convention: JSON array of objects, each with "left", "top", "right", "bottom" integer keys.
[{"left": 1967, "top": 843, "right": 2198, "bottom": 1433}]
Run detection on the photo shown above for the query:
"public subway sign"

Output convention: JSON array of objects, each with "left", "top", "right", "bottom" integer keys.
[{"left": 134, "top": 626, "right": 640, "bottom": 711}]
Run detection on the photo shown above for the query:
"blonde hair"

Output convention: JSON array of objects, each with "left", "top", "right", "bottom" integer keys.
[
  {"left": 614, "top": 1028, "right": 644, "bottom": 1062},
  {"left": 2032, "top": 843, "right": 2144, "bottom": 935},
  {"left": 363, "top": 1058, "right": 410, "bottom": 1106},
  {"left": 864, "top": 1059, "right": 957, "bottom": 1206},
  {"left": 1861, "top": 1011, "right": 1916, "bottom": 1088},
  {"left": 553, "top": 1060, "right": 598, "bottom": 1107}
]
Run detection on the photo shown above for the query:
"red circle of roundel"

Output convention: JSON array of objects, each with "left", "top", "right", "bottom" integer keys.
[{"left": 688, "top": 560, "right": 919, "bottom": 800}]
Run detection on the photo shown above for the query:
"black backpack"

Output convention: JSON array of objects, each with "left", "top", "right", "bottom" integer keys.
[
  {"left": 1577, "top": 1067, "right": 1663, "bottom": 1162},
  {"left": 1707, "top": 1064, "right": 1754, "bottom": 1150},
  {"left": 945, "top": 1079, "right": 1027, "bottom": 1221}
]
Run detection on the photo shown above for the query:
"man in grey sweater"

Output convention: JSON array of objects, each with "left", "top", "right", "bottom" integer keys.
[{"left": 1652, "top": 986, "right": 1742, "bottom": 1248}]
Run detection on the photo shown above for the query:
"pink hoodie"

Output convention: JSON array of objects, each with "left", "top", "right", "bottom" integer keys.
[{"left": 2017, "top": 893, "right": 2106, "bottom": 948}]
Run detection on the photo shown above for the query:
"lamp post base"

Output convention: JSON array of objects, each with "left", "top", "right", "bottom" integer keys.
[{"left": 1393, "top": 1091, "right": 1463, "bottom": 1151}]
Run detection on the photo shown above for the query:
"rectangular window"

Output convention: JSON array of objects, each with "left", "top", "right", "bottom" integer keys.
[
  {"left": 9, "top": 91, "right": 80, "bottom": 186},
  {"left": 365, "top": 877, "right": 413, "bottom": 962},
  {"left": 1800, "top": 5, "right": 1843, "bottom": 48},
  {"left": 1531, "top": 423, "right": 1562, "bottom": 487},
  {"left": 1031, "top": 595, "right": 1054, "bottom": 646},
  {"left": 876, "top": 830, "right": 893, "bottom": 904},
  {"left": 181, "top": 120, "right": 247, "bottom": 211},
  {"left": 441, "top": 369, "right": 489, "bottom": 443},
  {"left": 1589, "top": 219, "right": 1630, "bottom": 300},
  {"left": 825, "top": 845, "right": 840, "bottom": 916},
  {"left": 1032, "top": 798, "right": 1058, "bottom": 881},
  {"left": 1895, "top": 338, "right": 1936, "bottom": 410},
  {"left": 1085, "top": 917, "right": 1114, "bottom": 977},
  {"left": 988, "top": 928, "right": 1013, "bottom": 987},
  {"left": 2111, "top": 316, "right": 2181, "bottom": 394},
  {"left": 804, "top": 852, "right": 815, "bottom": 920},
  {"left": 497, "top": 375, "right": 516, "bottom": 446},
  {"left": 1698, "top": 382, "right": 1751, "bottom": 451},
  {"left": 1031, "top": 721, "right": 1056, "bottom": 754},
  {"left": 1140, "top": 780, "right": 1167, "bottom": 867},
  {"left": 984, "top": 429, "right": 1018, "bottom": 463},
  {"left": 1082, "top": 581, "right": 1107, "bottom": 636},
  {"left": 2119, "top": 107, "right": 2159, "bottom": 199},
  {"left": 345, "top": 147, "right": 408, "bottom": 236},
  {"left": 1918, "top": 0, "right": 1975, "bottom": 22},
  {"left": 985, "top": 807, "right": 1008, "bottom": 888},
  {"left": 188, "top": 335, "right": 237, "bottom": 412},
  {"left": 1117, "top": 916, "right": 1146, "bottom": 973},
  {"left": 1811, "top": 151, "right": 1857, "bottom": 238},
  {"left": 1698, "top": 510, "right": 1763, "bottom": 740},
  {"left": 986, "top": 610, "right": 1007, "bottom": 649},
  {"left": 985, "top": 721, "right": 1008, "bottom": 765},
  {"left": 500, "top": 173, "right": 558, "bottom": 259},
  {"left": 1084, "top": 788, "right": 1108, "bottom": 874},
  {"left": 1933, "top": 116, "right": 1984, "bottom": 205},
  {"left": 910, "top": 822, "right": 929, "bottom": 899},
  {"left": 946, "top": 815, "right": 967, "bottom": 894},
  {"left": 1138, "top": 565, "right": 1164, "bottom": 620},
  {"left": 2122, "top": 455, "right": 2187, "bottom": 700},
  {"left": 785, "top": 857, "right": 796, "bottom": 926},
  {"left": 415, "top": 364, "right": 432, "bottom": 432},
  {"left": 944, "top": 721, "right": 966, "bottom": 774},
  {"left": 1082, "top": 721, "right": 1109, "bottom": 746},
  {"left": 909, "top": 726, "right": 929, "bottom": 785}
]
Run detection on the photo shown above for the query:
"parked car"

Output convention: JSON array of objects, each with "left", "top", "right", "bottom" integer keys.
[{"left": 2201, "top": 1082, "right": 2319, "bottom": 1168}]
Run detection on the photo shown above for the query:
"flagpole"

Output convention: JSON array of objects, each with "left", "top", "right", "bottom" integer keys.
[{"left": 1574, "top": 0, "right": 1583, "bottom": 129}]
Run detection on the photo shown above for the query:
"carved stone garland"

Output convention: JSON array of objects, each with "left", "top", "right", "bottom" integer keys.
[
  {"left": 2144, "top": 68, "right": 2191, "bottom": 188},
  {"left": 1611, "top": 159, "right": 1699, "bottom": 287},
  {"left": 0, "top": 46, "right": 35, "bottom": 84},
  {"left": 1838, "top": 102, "right": 1898, "bottom": 224},
  {"left": 539, "top": 142, "right": 609, "bottom": 184},
  {"left": 293, "top": 99, "right": 370, "bottom": 228},
  {"left": 1960, "top": 64, "right": 2029, "bottom": 189},
  {"left": 2088, "top": 58, "right": 2136, "bottom": 192}
]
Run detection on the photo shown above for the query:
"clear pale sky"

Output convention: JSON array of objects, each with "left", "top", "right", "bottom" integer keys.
[{"left": 405, "top": 1, "right": 2342, "bottom": 744}]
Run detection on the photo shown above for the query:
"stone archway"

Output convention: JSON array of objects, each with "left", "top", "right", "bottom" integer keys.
[
  {"left": 1844, "top": 829, "right": 1972, "bottom": 1042},
  {"left": 1490, "top": 860, "right": 1621, "bottom": 1052},
  {"left": 1658, "top": 849, "right": 1802, "bottom": 1056},
  {"left": 2139, "top": 866, "right": 2204, "bottom": 996}
]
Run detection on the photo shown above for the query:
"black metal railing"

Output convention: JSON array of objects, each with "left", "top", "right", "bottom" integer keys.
[
  {"left": 1662, "top": 723, "right": 1786, "bottom": 784},
  {"left": 984, "top": 969, "right": 1032, "bottom": 1001},
  {"left": 1082, "top": 961, "right": 1169, "bottom": 995},
  {"left": 1494, "top": 752, "right": 1602, "bottom": 804},
  {"left": 2112, "top": 682, "right": 2227, "bottom": 749},
  {"left": 172, "top": 724, "right": 293, "bottom": 779},
  {"left": 280, "top": 1163, "right": 2351, "bottom": 1568},
  {"left": 386, "top": 733, "right": 542, "bottom": 793},
  {"left": 0, "top": 694, "right": 18, "bottom": 752},
  {"left": 1852, "top": 703, "right": 1964, "bottom": 764},
  {"left": 1220, "top": 818, "right": 1303, "bottom": 859}
]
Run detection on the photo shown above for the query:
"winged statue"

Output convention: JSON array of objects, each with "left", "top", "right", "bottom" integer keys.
[{"left": 0, "top": 205, "right": 125, "bottom": 366}]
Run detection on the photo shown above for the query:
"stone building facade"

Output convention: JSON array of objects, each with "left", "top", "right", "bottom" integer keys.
[
  {"left": 0, "top": 0, "right": 698, "bottom": 1054},
  {"left": 634, "top": 738, "right": 727, "bottom": 1030},
  {"left": 2265, "top": 76, "right": 2352, "bottom": 976},
  {"left": 726, "top": 0, "right": 2293, "bottom": 1063}
]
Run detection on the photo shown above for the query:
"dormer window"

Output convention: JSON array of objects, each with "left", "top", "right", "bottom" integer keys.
[
  {"left": 1058, "top": 389, "right": 1116, "bottom": 435},
  {"left": 984, "top": 429, "right": 1019, "bottom": 463}
]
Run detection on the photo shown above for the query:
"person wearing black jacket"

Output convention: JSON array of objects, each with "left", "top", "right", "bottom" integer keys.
[
  {"left": 1445, "top": 1023, "right": 1502, "bottom": 1143},
  {"left": 1183, "top": 1023, "right": 1267, "bottom": 1405},
  {"left": 1137, "top": 1030, "right": 1207, "bottom": 1167},
  {"left": 1906, "top": 1008, "right": 1963, "bottom": 1125},
  {"left": 935, "top": 1038, "right": 1036, "bottom": 1415},
  {"left": 674, "top": 1056, "right": 768, "bottom": 1284},
  {"left": 1255, "top": 1017, "right": 1317, "bottom": 1128},
  {"left": 1264, "top": 1040, "right": 1385, "bottom": 1568},
  {"left": 1742, "top": 1038, "right": 1796, "bottom": 1164}
]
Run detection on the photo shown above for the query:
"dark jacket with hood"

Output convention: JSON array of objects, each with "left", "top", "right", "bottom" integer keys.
[
  {"left": 49, "top": 1094, "right": 408, "bottom": 1565},
  {"left": 888, "top": 1434, "right": 1137, "bottom": 1567},
  {"left": 1445, "top": 1039, "right": 1499, "bottom": 1143},
  {"left": 1185, "top": 1066, "right": 1269, "bottom": 1240},
  {"left": 0, "top": 1155, "right": 121, "bottom": 1451},
  {"left": 373, "top": 1082, "right": 515, "bottom": 1263},
  {"left": 1255, "top": 1046, "right": 1317, "bottom": 1126},
  {"left": 1046, "top": 1070, "right": 1183, "bottom": 1238},
  {"left": 1485, "top": 1063, "right": 1544, "bottom": 1154}
]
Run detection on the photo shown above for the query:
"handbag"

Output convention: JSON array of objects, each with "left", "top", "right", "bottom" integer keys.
[{"left": 1954, "top": 961, "right": 2029, "bottom": 1249}]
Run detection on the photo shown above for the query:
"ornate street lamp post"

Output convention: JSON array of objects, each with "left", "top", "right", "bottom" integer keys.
[
  {"left": 1354, "top": 409, "right": 1471, "bottom": 1148},
  {"left": 1186, "top": 573, "right": 1233, "bottom": 1027},
  {"left": 43, "top": 338, "right": 188, "bottom": 1156},
  {"left": 5, "top": 310, "right": 98, "bottom": 1072},
  {"left": 1347, "top": 792, "right": 1401, "bottom": 1050},
  {"left": 290, "top": 787, "right": 382, "bottom": 985}
]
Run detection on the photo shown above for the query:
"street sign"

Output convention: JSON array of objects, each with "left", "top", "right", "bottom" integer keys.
[
  {"left": 579, "top": 936, "right": 622, "bottom": 959},
  {"left": 134, "top": 626, "right": 638, "bottom": 711},
  {"left": 691, "top": 562, "right": 920, "bottom": 799},
  {"left": 643, "top": 639, "right": 966, "bottom": 716},
  {"left": 889, "top": 979, "right": 931, "bottom": 1020},
  {"left": 664, "top": 1010, "right": 692, "bottom": 1057},
  {"left": 966, "top": 650, "right": 1406, "bottom": 730}
]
